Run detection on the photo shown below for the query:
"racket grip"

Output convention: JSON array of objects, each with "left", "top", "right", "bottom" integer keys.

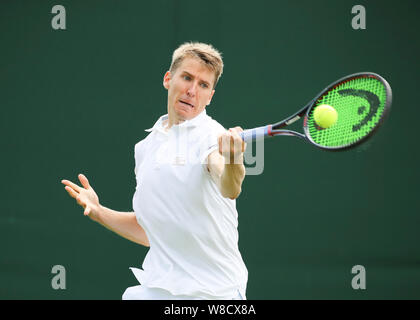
[{"left": 240, "top": 126, "right": 270, "bottom": 142}]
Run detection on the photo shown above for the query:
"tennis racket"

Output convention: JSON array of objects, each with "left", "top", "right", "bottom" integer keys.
[{"left": 240, "top": 72, "right": 392, "bottom": 151}]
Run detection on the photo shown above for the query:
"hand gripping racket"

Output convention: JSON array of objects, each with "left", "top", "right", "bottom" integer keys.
[{"left": 240, "top": 72, "right": 392, "bottom": 151}]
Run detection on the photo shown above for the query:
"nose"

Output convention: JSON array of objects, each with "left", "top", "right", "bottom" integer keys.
[{"left": 187, "top": 82, "right": 197, "bottom": 98}]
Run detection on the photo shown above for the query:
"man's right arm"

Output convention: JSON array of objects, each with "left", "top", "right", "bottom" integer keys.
[{"left": 62, "top": 174, "right": 150, "bottom": 247}]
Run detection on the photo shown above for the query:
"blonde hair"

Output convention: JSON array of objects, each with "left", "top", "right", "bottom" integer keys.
[{"left": 169, "top": 42, "right": 224, "bottom": 88}]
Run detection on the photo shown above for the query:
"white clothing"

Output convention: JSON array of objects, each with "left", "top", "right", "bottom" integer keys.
[
  {"left": 127, "top": 110, "right": 248, "bottom": 300},
  {"left": 122, "top": 284, "right": 245, "bottom": 300}
]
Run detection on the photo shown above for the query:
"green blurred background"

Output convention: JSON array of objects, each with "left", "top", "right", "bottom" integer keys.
[{"left": 1, "top": 0, "right": 419, "bottom": 299}]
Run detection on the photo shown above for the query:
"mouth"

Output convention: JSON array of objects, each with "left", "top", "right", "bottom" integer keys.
[{"left": 179, "top": 100, "right": 194, "bottom": 109}]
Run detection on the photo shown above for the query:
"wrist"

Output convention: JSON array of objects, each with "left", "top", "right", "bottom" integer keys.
[{"left": 90, "top": 203, "right": 104, "bottom": 223}]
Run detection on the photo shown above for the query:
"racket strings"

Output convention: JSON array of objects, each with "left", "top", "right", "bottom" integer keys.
[{"left": 307, "top": 77, "right": 388, "bottom": 148}]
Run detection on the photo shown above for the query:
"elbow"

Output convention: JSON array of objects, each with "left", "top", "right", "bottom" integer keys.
[
  {"left": 222, "top": 187, "right": 242, "bottom": 200},
  {"left": 134, "top": 238, "right": 150, "bottom": 247},
  {"left": 142, "top": 236, "right": 150, "bottom": 247},
  {"left": 139, "top": 238, "right": 150, "bottom": 247},
  {"left": 232, "top": 188, "right": 242, "bottom": 200}
]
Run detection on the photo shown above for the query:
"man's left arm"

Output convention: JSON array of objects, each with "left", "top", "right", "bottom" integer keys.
[{"left": 207, "top": 127, "right": 246, "bottom": 200}]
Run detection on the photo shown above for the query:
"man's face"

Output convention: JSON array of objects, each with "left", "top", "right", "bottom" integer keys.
[{"left": 163, "top": 57, "right": 216, "bottom": 125}]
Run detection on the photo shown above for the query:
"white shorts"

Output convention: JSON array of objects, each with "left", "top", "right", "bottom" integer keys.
[{"left": 122, "top": 285, "right": 246, "bottom": 300}]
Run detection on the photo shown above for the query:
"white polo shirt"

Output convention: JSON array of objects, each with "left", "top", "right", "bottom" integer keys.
[{"left": 130, "top": 110, "right": 248, "bottom": 299}]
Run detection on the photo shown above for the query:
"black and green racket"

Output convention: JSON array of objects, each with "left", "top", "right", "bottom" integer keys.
[{"left": 240, "top": 72, "right": 392, "bottom": 151}]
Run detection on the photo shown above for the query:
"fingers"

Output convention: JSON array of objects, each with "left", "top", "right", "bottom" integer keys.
[
  {"left": 218, "top": 129, "right": 244, "bottom": 148},
  {"left": 61, "top": 179, "right": 81, "bottom": 193},
  {"left": 228, "top": 128, "right": 242, "bottom": 140},
  {"left": 84, "top": 207, "right": 91, "bottom": 216},
  {"left": 61, "top": 174, "right": 91, "bottom": 192},
  {"left": 218, "top": 127, "right": 247, "bottom": 162},
  {"left": 62, "top": 175, "right": 94, "bottom": 217},
  {"left": 64, "top": 184, "right": 86, "bottom": 208},
  {"left": 78, "top": 173, "right": 91, "bottom": 190},
  {"left": 218, "top": 135, "right": 223, "bottom": 154},
  {"left": 64, "top": 185, "right": 78, "bottom": 199},
  {"left": 228, "top": 128, "right": 246, "bottom": 153}
]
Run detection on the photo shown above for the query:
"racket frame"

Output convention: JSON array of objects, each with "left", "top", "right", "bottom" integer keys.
[
  {"left": 241, "top": 72, "right": 392, "bottom": 151},
  {"left": 302, "top": 72, "right": 392, "bottom": 151}
]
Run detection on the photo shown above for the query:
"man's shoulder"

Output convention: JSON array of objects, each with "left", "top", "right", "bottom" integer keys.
[
  {"left": 134, "top": 130, "right": 154, "bottom": 151},
  {"left": 202, "top": 113, "right": 226, "bottom": 134}
]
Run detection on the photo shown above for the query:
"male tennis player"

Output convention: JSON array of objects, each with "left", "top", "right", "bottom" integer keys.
[{"left": 62, "top": 42, "right": 248, "bottom": 300}]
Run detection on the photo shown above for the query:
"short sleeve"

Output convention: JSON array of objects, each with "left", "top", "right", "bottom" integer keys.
[
  {"left": 134, "top": 140, "right": 145, "bottom": 176},
  {"left": 199, "top": 120, "right": 226, "bottom": 165}
]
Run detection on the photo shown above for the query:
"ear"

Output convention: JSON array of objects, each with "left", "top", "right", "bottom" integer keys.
[
  {"left": 163, "top": 71, "right": 171, "bottom": 90},
  {"left": 207, "top": 89, "right": 216, "bottom": 106}
]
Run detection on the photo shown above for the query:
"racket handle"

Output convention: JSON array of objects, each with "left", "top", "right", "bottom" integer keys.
[{"left": 240, "top": 126, "right": 271, "bottom": 142}]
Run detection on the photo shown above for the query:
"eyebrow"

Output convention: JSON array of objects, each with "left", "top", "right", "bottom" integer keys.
[{"left": 181, "top": 71, "right": 211, "bottom": 87}]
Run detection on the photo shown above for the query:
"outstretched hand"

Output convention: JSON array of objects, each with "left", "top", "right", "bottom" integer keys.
[{"left": 61, "top": 174, "right": 101, "bottom": 222}]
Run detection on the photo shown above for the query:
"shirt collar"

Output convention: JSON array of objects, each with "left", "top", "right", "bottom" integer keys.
[{"left": 145, "top": 109, "right": 208, "bottom": 133}]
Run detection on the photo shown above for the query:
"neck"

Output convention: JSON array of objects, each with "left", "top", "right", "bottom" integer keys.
[
  {"left": 166, "top": 105, "right": 187, "bottom": 129},
  {"left": 165, "top": 115, "right": 185, "bottom": 130}
]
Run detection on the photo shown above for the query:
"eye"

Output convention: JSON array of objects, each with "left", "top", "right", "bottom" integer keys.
[
  {"left": 200, "top": 82, "right": 209, "bottom": 89},
  {"left": 183, "top": 75, "right": 191, "bottom": 81}
]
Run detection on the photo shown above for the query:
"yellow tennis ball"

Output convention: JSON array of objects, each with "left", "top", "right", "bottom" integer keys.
[{"left": 313, "top": 104, "right": 338, "bottom": 129}]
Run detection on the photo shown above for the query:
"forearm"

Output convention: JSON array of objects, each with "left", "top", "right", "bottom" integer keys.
[
  {"left": 96, "top": 206, "right": 150, "bottom": 247},
  {"left": 220, "top": 156, "right": 245, "bottom": 199}
]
